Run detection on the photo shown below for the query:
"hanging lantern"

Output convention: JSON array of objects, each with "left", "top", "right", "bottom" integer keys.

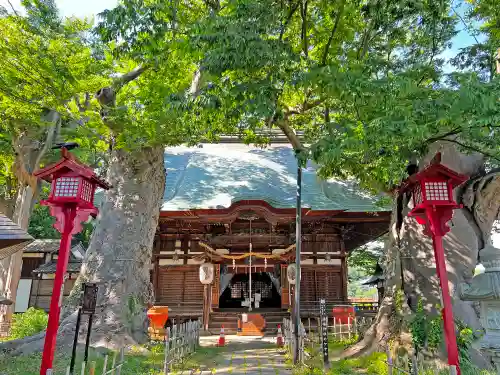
[
  {"left": 264, "top": 258, "right": 267, "bottom": 269},
  {"left": 199, "top": 263, "right": 214, "bottom": 284},
  {"left": 287, "top": 263, "right": 297, "bottom": 285},
  {"left": 232, "top": 259, "right": 236, "bottom": 269}
]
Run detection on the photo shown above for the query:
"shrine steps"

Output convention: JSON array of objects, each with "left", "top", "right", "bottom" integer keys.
[{"left": 208, "top": 309, "right": 289, "bottom": 335}]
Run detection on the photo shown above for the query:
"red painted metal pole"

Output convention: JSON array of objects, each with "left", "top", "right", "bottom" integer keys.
[
  {"left": 40, "top": 206, "right": 76, "bottom": 375},
  {"left": 432, "top": 234, "right": 461, "bottom": 375}
]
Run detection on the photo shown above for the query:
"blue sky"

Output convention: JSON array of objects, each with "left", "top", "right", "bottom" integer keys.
[{"left": 0, "top": 0, "right": 117, "bottom": 19}]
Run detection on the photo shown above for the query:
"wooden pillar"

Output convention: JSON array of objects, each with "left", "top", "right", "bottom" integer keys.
[
  {"left": 153, "top": 235, "right": 161, "bottom": 303},
  {"left": 153, "top": 256, "right": 159, "bottom": 303},
  {"left": 182, "top": 235, "right": 189, "bottom": 265},
  {"left": 312, "top": 234, "right": 318, "bottom": 264},
  {"left": 340, "top": 232, "right": 348, "bottom": 301},
  {"left": 211, "top": 264, "right": 220, "bottom": 308}
]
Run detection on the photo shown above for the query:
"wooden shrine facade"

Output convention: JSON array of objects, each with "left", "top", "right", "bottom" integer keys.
[{"left": 150, "top": 200, "right": 390, "bottom": 320}]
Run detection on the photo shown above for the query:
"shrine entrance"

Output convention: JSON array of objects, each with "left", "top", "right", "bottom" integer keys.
[{"left": 219, "top": 271, "right": 281, "bottom": 310}]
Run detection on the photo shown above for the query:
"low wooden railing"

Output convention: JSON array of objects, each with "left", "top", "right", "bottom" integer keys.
[
  {"left": 300, "top": 300, "right": 378, "bottom": 316},
  {"left": 153, "top": 301, "right": 203, "bottom": 318}
]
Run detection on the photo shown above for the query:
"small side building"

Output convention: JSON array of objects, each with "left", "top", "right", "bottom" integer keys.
[
  {"left": 362, "top": 262, "right": 385, "bottom": 304},
  {"left": 14, "top": 239, "right": 84, "bottom": 313}
]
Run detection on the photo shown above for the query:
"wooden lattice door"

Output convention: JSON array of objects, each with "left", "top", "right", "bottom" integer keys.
[
  {"left": 280, "top": 264, "right": 289, "bottom": 309},
  {"left": 211, "top": 264, "right": 220, "bottom": 308}
]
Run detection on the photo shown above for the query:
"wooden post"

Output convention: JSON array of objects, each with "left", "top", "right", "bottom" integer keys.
[
  {"left": 89, "top": 361, "right": 96, "bottom": 375},
  {"left": 110, "top": 351, "right": 117, "bottom": 375},
  {"left": 164, "top": 327, "right": 170, "bottom": 375},
  {"left": 340, "top": 232, "right": 348, "bottom": 300},
  {"left": 116, "top": 349, "right": 124, "bottom": 375},
  {"left": 102, "top": 355, "right": 108, "bottom": 375}
]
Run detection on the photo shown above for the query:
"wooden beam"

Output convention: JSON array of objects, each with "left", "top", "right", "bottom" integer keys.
[
  {"left": 183, "top": 235, "right": 189, "bottom": 265},
  {"left": 340, "top": 230, "right": 348, "bottom": 300},
  {"left": 153, "top": 255, "right": 160, "bottom": 302}
]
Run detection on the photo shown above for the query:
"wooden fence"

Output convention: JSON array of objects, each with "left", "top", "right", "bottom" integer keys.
[
  {"left": 285, "top": 315, "right": 457, "bottom": 375},
  {"left": 282, "top": 317, "right": 306, "bottom": 362},
  {"left": 385, "top": 350, "right": 458, "bottom": 375},
  {"left": 45, "top": 348, "right": 125, "bottom": 375},
  {"left": 302, "top": 315, "right": 375, "bottom": 341},
  {"left": 163, "top": 319, "right": 201, "bottom": 374}
]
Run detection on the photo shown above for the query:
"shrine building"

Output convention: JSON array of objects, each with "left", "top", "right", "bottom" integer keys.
[{"left": 151, "top": 143, "right": 390, "bottom": 333}]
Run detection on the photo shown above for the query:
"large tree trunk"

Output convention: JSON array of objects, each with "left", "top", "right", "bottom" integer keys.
[
  {"left": 344, "top": 143, "right": 500, "bottom": 368},
  {"left": 55, "top": 146, "right": 165, "bottom": 349},
  {"left": 2, "top": 146, "right": 166, "bottom": 354},
  {"left": 61, "top": 146, "right": 165, "bottom": 346}
]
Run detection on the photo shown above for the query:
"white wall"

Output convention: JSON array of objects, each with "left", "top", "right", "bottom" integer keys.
[{"left": 14, "top": 279, "right": 32, "bottom": 313}]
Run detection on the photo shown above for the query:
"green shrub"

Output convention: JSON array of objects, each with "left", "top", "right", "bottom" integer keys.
[{"left": 9, "top": 307, "right": 48, "bottom": 340}]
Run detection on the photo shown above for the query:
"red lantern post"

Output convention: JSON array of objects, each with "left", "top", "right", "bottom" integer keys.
[
  {"left": 34, "top": 147, "right": 110, "bottom": 375},
  {"left": 399, "top": 153, "right": 468, "bottom": 375}
]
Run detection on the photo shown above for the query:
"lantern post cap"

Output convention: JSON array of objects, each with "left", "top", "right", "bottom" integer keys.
[
  {"left": 399, "top": 153, "right": 468, "bottom": 194},
  {"left": 34, "top": 148, "right": 111, "bottom": 190}
]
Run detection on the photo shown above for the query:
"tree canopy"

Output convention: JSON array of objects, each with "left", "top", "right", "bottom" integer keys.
[
  {"left": 0, "top": 0, "right": 498, "bottom": 214},
  {"left": 189, "top": 0, "right": 500, "bottom": 189}
]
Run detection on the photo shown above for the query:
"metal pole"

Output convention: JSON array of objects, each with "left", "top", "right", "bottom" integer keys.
[
  {"left": 40, "top": 206, "right": 77, "bottom": 375},
  {"left": 69, "top": 308, "right": 82, "bottom": 375},
  {"left": 433, "top": 235, "right": 461, "bottom": 375},
  {"left": 249, "top": 242, "right": 252, "bottom": 312},
  {"left": 293, "top": 163, "right": 302, "bottom": 364},
  {"left": 84, "top": 313, "right": 94, "bottom": 363}
]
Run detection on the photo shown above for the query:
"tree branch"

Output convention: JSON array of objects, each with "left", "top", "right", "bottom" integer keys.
[
  {"left": 33, "top": 111, "right": 60, "bottom": 171},
  {"left": 440, "top": 138, "right": 500, "bottom": 163},
  {"left": 300, "top": 0, "right": 309, "bottom": 57},
  {"left": 114, "top": 65, "right": 148, "bottom": 91},
  {"left": 276, "top": 118, "right": 304, "bottom": 151},
  {"left": 424, "top": 127, "right": 462, "bottom": 144},
  {"left": 6, "top": 0, "right": 19, "bottom": 16},
  {"left": 189, "top": 66, "right": 204, "bottom": 97},
  {"left": 321, "top": 0, "right": 345, "bottom": 66},
  {"left": 287, "top": 98, "right": 325, "bottom": 115},
  {"left": 203, "top": 0, "right": 221, "bottom": 12},
  {"left": 357, "top": 21, "right": 373, "bottom": 60},
  {"left": 279, "top": 1, "right": 300, "bottom": 41}
]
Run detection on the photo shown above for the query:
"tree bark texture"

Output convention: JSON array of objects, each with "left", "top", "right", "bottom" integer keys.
[
  {"left": 344, "top": 143, "right": 500, "bottom": 368},
  {"left": 1, "top": 146, "right": 166, "bottom": 354},
  {"left": 54, "top": 146, "right": 166, "bottom": 349},
  {"left": 0, "top": 111, "right": 61, "bottom": 331}
]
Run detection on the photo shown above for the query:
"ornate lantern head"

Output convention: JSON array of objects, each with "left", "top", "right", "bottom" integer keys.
[
  {"left": 399, "top": 153, "right": 468, "bottom": 236},
  {"left": 287, "top": 263, "right": 297, "bottom": 285},
  {"left": 34, "top": 148, "right": 111, "bottom": 215},
  {"left": 199, "top": 262, "right": 214, "bottom": 284}
]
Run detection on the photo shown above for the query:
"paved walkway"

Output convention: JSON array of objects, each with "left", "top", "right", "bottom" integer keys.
[{"left": 181, "top": 336, "right": 292, "bottom": 374}]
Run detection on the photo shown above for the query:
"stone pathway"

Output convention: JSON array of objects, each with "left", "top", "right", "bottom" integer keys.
[{"left": 180, "top": 336, "right": 292, "bottom": 374}]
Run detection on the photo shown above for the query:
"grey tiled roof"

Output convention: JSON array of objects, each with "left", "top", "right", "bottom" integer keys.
[
  {"left": 33, "top": 261, "right": 82, "bottom": 274},
  {"left": 22, "top": 239, "right": 61, "bottom": 253},
  {"left": 22, "top": 239, "right": 84, "bottom": 254},
  {"left": 162, "top": 144, "right": 385, "bottom": 211},
  {"left": 0, "top": 214, "right": 33, "bottom": 260}
]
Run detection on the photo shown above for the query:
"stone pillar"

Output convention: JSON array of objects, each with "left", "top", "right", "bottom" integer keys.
[{"left": 460, "top": 244, "right": 500, "bottom": 373}]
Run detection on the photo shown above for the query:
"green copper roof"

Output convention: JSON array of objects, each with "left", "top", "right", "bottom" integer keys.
[{"left": 162, "top": 144, "right": 384, "bottom": 212}]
